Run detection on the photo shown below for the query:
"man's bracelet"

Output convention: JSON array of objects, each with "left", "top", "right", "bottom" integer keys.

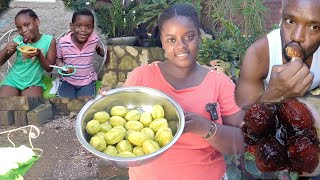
[{"left": 204, "top": 121, "right": 217, "bottom": 140}]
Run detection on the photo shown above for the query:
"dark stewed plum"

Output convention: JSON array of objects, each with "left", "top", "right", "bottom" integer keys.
[
  {"left": 288, "top": 135, "right": 320, "bottom": 174},
  {"left": 279, "top": 98, "right": 315, "bottom": 132},
  {"left": 255, "top": 136, "right": 288, "bottom": 172},
  {"left": 243, "top": 103, "right": 277, "bottom": 136},
  {"left": 242, "top": 98, "right": 320, "bottom": 174}
]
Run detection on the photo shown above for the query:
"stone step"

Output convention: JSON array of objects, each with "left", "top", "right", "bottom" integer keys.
[
  {"left": 0, "top": 96, "right": 41, "bottom": 111},
  {"left": 27, "top": 103, "right": 53, "bottom": 125},
  {"left": 0, "top": 111, "right": 14, "bottom": 126}
]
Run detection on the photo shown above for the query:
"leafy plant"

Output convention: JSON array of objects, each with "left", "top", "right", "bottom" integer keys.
[
  {"left": 133, "top": 0, "right": 202, "bottom": 34},
  {"left": 94, "top": 0, "right": 138, "bottom": 38},
  {"left": 62, "top": 0, "right": 96, "bottom": 11},
  {"left": 225, "top": 153, "right": 299, "bottom": 180},
  {"left": 203, "top": 0, "right": 269, "bottom": 37},
  {"left": 198, "top": 18, "right": 256, "bottom": 81}
]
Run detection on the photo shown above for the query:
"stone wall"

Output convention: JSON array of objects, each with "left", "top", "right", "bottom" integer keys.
[{"left": 101, "top": 45, "right": 166, "bottom": 88}]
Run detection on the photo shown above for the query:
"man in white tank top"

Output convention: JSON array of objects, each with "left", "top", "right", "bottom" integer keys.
[{"left": 235, "top": 0, "right": 320, "bottom": 108}]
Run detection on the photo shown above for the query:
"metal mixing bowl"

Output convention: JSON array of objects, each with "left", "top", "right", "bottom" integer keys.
[{"left": 76, "top": 86, "right": 185, "bottom": 167}]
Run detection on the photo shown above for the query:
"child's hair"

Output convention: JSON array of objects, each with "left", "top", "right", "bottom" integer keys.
[
  {"left": 158, "top": 3, "right": 200, "bottom": 32},
  {"left": 72, "top": 8, "right": 95, "bottom": 24},
  {"left": 15, "top": 9, "right": 38, "bottom": 20}
]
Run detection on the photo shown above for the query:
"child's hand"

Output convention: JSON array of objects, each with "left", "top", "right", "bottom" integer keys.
[
  {"left": 96, "top": 44, "right": 105, "bottom": 57},
  {"left": 99, "top": 86, "right": 110, "bottom": 96},
  {"left": 6, "top": 41, "right": 19, "bottom": 54},
  {"left": 22, "top": 48, "right": 39, "bottom": 60},
  {"left": 56, "top": 62, "right": 64, "bottom": 67},
  {"left": 96, "top": 44, "right": 101, "bottom": 51}
]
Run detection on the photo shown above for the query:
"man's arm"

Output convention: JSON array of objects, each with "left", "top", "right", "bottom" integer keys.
[
  {"left": 236, "top": 36, "right": 313, "bottom": 108},
  {"left": 235, "top": 37, "right": 269, "bottom": 108}
]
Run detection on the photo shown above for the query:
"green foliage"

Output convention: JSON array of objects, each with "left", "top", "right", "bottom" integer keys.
[
  {"left": 133, "top": 0, "right": 202, "bottom": 33},
  {"left": 225, "top": 153, "right": 297, "bottom": 180},
  {"left": 204, "top": 0, "right": 269, "bottom": 37},
  {"left": 61, "top": 0, "right": 138, "bottom": 38},
  {"left": 94, "top": 0, "right": 138, "bottom": 38},
  {"left": 62, "top": 0, "right": 96, "bottom": 11},
  {"left": 198, "top": 18, "right": 257, "bottom": 81}
]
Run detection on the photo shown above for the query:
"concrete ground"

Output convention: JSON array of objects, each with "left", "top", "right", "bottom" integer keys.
[{"left": 0, "top": 1, "right": 128, "bottom": 179}]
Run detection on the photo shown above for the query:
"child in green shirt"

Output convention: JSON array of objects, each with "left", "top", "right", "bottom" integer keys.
[{"left": 0, "top": 9, "right": 56, "bottom": 97}]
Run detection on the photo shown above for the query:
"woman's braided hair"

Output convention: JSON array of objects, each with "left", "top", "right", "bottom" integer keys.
[{"left": 158, "top": 3, "right": 200, "bottom": 32}]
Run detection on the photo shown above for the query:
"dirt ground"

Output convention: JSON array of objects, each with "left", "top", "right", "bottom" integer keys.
[{"left": 0, "top": 115, "right": 129, "bottom": 180}]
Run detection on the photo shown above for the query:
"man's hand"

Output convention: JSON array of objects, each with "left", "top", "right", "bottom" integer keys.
[{"left": 264, "top": 57, "right": 313, "bottom": 102}]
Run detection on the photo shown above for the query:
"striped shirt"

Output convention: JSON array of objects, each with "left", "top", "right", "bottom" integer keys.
[{"left": 57, "top": 32, "right": 99, "bottom": 86}]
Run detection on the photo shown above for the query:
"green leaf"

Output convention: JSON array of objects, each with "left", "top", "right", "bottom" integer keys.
[
  {"left": 244, "top": 159, "right": 262, "bottom": 176},
  {"left": 224, "top": 155, "right": 234, "bottom": 165},
  {"left": 227, "top": 166, "right": 242, "bottom": 180},
  {"left": 289, "top": 171, "right": 299, "bottom": 180}
]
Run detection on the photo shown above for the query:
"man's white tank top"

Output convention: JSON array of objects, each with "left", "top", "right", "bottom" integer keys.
[{"left": 265, "top": 28, "right": 320, "bottom": 90}]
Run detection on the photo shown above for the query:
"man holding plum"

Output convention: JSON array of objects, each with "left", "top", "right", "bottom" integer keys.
[{"left": 236, "top": 0, "right": 320, "bottom": 108}]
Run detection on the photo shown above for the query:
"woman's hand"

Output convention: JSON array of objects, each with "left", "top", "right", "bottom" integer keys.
[{"left": 184, "top": 112, "right": 211, "bottom": 137}]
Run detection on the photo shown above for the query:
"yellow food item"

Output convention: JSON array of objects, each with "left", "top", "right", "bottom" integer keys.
[
  {"left": 93, "top": 111, "right": 110, "bottom": 123},
  {"left": 103, "top": 145, "right": 118, "bottom": 156},
  {"left": 104, "top": 126, "right": 126, "bottom": 145},
  {"left": 18, "top": 46, "right": 37, "bottom": 54},
  {"left": 141, "top": 128, "right": 155, "bottom": 140},
  {"left": 86, "top": 119, "right": 101, "bottom": 135},
  {"left": 87, "top": 105, "right": 178, "bottom": 157},
  {"left": 155, "top": 127, "right": 173, "bottom": 147},
  {"left": 149, "top": 118, "right": 168, "bottom": 132},
  {"left": 133, "top": 146, "right": 145, "bottom": 156},
  {"left": 116, "top": 151, "right": 136, "bottom": 158},
  {"left": 139, "top": 112, "right": 153, "bottom": 127},
  {"left": 125, "top": 109, "right": 141, "bottom": 121},
  {"left": 285, "top": 46, "right": 302, "bottom": 58},
  {"left": 152, "top": 105, "right": 165, "bottom": 119},
  {"left": 99, "top": 123, "right": 112, "bottom": 133},
  {"left": 89, "top": 136, "right": 106, "bottom": 152},
  {"left": 143, "top": 140, "right": 160, "bottom": 154},
  {"left": 125, "top": 121, "right": 144, "bottom": 132},
  {"left": 311, "top": 88, "right": 320, "bottom": 96},
  {"left": 128, "top": 131, "right": 150, "bottom": 146},
  {"left": 110, "top": 106, "right": 128, "bottom": 117},
  {"left": 125, "top": 130, "right": 136, "bottom": 140},
  {"left": 109, "top": 116, "right": 126, "bottom": 127},
  {"left": 116, "top": 140, "right": 133, "bottom": 153},
  {"left": 93, "top": 132, "right": 106, "bottom": 139}
]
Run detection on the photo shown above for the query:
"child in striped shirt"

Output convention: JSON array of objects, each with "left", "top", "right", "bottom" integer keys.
[{"left": 56, "top": 8, "right": 105, "bottom": 99}]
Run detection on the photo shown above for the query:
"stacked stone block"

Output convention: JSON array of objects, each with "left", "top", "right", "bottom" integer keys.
[{"left": 0, "top": 96, "right": 53, "bottom": 126}]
